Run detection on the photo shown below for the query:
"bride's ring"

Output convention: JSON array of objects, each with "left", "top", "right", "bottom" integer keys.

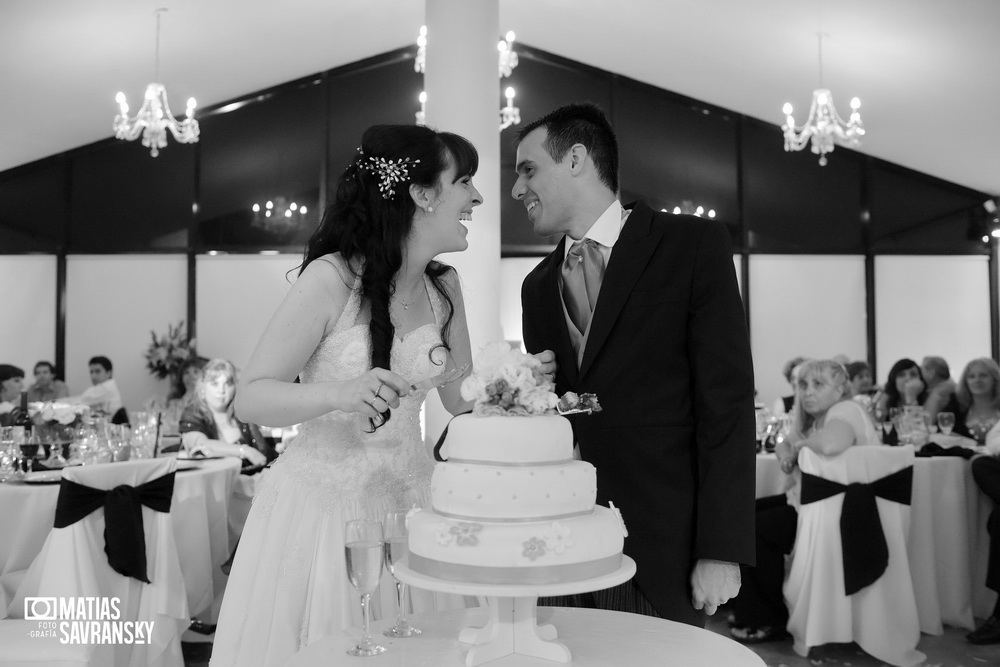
[{"left": 374, "top": 381, "right": 385, "bottom": 400}]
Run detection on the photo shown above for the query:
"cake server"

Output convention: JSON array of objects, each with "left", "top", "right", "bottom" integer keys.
[{"left": 409, "top": 363, "right": 470, "bottom": 393}]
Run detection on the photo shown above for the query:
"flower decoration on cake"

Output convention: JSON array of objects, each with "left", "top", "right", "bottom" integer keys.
[
  {"left": 522, "top": 537, "right": 547, "bottom": 561},
  {"left": 609, "top": 501, "right": 628, "bottom": 538},
  {"left": 460, "top": 342, "right": 559, "bottom": 416},
  {"left": 433, "top": 523, "right": 453, "bottom": 546},
  {"left": 450, "top": 522, "right": 483, "bottom": 546},
  {"left": 542, "top": 521, "right": 573, "bottom": 555}
]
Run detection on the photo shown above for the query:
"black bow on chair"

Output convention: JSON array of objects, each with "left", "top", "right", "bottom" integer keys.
[
  {"left": 53, "top": 472, "right": 175, "bottom": 583},
  {"left": 800, "top": 466, "right": 913, "bottom": 595}
]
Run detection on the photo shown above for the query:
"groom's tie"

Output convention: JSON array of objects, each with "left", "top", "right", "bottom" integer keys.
[{"left": 561, "top": 238, "right": 605, "bottom": 333}]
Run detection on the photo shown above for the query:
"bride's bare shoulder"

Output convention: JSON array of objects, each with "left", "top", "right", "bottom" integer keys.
[{"left": 301, "top": 253, "right": 357, "bottom": 292}]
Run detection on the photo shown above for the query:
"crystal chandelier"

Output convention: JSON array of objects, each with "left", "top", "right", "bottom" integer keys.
[
  {"left": 414, "top": 26, "right": 520, "bottom": 131},
  {"left": 113, "top": 8, "right": 199, "bottom": 157},
  {"left": 781, "top": 33, "right": 863, "bottom": 166},
  {"left": 662, "top": 201, "right": 716, "bottom": 219}
]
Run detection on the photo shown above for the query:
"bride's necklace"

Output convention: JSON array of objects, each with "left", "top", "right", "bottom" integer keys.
[{"left": 391, "top": 284, "right": 425, "bottom": 310}]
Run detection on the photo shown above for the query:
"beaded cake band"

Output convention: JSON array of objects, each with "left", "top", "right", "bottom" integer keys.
[{"left": 355, "top": 148, "right": 420, "bottom": 199}]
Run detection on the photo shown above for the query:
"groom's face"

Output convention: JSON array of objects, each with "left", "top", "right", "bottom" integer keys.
[{"left": 513, "top": 127, "right": 573, "bottom": 237}]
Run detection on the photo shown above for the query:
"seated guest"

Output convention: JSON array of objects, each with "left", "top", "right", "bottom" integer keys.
[
  {"left": 846, "top": 360, "right": 875, "bottom": 397},
  {"left": 772, "top": 356, "right": 807, "bottom": 416},
  {"left": 0, "top": 364, "right": 25, "bottom": 426},
  {"left": 169, "top": 356, "right": 208, "bottom": 409},
  {"left": 874, "top": 358, "right": 927, "bottom": 444},
  {"left": 729, "top": 359, "right": 879, "bottom": 642},
  {"left": 950, "top": 357, "right": 1000, "bottom": 445},
  {"left": 26, "top": 360, "right": 69, "bottom": 403},
  {"left": 969, "top": 425, "right": 1000, "bottom": 643},
  {"left": 179, "top": 358, "right": 272, "bottom": 467},
  {"left": 921, "top": 355, "right": 957, "bottom": 422},
  {"left": 67, "top": 355, "right": 123, "bottom": 415}
]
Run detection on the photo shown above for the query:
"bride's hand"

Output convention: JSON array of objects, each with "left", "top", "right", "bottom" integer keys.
[{"left": 338, "top": 368, "right": 410, "bottom": 418}]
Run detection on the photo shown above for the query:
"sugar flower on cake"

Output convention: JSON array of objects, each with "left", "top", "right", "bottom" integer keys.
[
  {"left": 542, "top": 521, "right": 573, "bottom": 555},
  {"left": 450, "top": 522, "right": 483, "bottom": 546},
  {"left": 609, "top": 501, "right": 628, "bottom": 537},
  {"left": 522, "top": 536, "right": 547, "bottom": 561},
  {"left": 433, "top": 523, "right": 453, "bottom": 546},
  {"left": 556, "top": 391, "right": 602, "bottom": 415},
  {"left": 460, "top": 341, "right": 559, "bottom": 416}
]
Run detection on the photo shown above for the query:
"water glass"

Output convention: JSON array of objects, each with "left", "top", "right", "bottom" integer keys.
[
  {"left": 937, "top": 411, "right": 955, "bottom": 436},
  {"left": 345, "top": 519, "right": 386, "bottom": 656},
  {"left": 383, "top": 509, "right": 420, "bottom": 637}
]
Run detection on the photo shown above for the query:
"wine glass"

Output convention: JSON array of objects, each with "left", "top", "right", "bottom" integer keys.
[
  {"left": 344, "top": 519, "right": 387, "bottom": 657},
  {"left": 383, "top": 509, "right": 420, "bottom": 637},
  {"left": 937, "top": 411, "right": 955, "bottom": 436}
]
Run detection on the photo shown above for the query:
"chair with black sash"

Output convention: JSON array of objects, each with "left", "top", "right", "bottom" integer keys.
[
  {"left": 783, "top": 445, "right": 924, "bottom": 667},
  {"left": 6, "top": 459, "right": 188, "bottom": 666}
]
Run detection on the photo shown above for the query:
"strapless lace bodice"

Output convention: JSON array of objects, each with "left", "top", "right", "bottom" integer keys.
[{"left": 256, "top": 273, "right": 449, "bottom": 515}]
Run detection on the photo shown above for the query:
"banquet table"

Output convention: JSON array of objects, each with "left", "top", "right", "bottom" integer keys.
[
  {"left": 286, "top": 607, "right": 765, "bottom": 667},
  {"left": 0, "top": 457, "right": 241, "bottom": 620},
  {"left": 756, "top": 451, "right": 997, "bottom": 633}
]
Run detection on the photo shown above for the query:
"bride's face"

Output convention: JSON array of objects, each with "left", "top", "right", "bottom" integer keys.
[
  {"left": 204, "top": 373, "right": 236, "bottom": 412},
  {"left": 414, "top": 159, "right": 482, "bottom": 255}
]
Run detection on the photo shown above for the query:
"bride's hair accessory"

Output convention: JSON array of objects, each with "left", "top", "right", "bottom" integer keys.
[{"left": 355, "top": 147, "right": 420, "bottom": 200}]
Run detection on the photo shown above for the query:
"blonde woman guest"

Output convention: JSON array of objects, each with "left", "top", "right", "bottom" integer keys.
[
  {"left": 729, "top": 359, "right": 880, "bottom": 643},
  {"left": 179, "top": 359, "right": 271, "bottom": 467},
  {"left": 951, "top": 358, "right": 1000, "bottom": 445}
]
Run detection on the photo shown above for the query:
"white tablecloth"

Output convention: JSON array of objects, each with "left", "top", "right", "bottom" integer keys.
[
  {"left": 0, "top": 457, "right": 241, "bottom": 620},
  {"left": 287, "top": 607, "right": 765, "bottom": 667},
  {"left": 756, "top": 452, "right": 997, "bottom": 632}
]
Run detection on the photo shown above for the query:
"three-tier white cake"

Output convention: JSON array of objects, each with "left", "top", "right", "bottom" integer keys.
[{"left": 407, "top": 412, "right": 626, "bottom": 585}]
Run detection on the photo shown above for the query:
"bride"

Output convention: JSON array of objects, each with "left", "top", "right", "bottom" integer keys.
[{"left": 209, "top": 124, "right": 481, "bottom": 666}]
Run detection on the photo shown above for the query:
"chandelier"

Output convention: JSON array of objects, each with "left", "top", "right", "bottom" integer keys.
[
  {"left": 251, "top": 197, "right": 308, "bottom": 235},
  {"left": 781, "top": 33, "right": 863, "bottom": 166},
  {"left": 414, "top": 26, "right": 521, "bottom": 131},
  {"left": 113, "top": 8, "right": 199, "bottom": 157}
]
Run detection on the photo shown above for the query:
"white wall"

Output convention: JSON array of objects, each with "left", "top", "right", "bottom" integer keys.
[
  {"left": 195, "top": 253, "right": 300, "bottom": 372},
  {"left": 875, "top": 255, "right": 991, "bottom": 385},
  {"left": 65, "top": 255, "right": 187, "bottom": 410},
  {"left": 750, "top": 255, "right": 868, "bottom": 408},
  {"left": 0, "top": 255, "right": 57, "bottom": 374}
]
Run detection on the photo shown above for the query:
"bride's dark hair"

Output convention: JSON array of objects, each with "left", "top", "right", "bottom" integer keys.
[{"left": 300, "top": 124, "right": 478, "bottom": 408}]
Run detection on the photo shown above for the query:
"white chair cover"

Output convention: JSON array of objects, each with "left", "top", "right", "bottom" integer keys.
[
  {"left": 7, "top": 459, "right": 187, "bottom": 667},
  {"left": 783, "top": 445, "right": 925, "bottom": 667}
]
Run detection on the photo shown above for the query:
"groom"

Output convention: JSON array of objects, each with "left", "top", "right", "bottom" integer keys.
[{"left": 515, "top": 103, "right": 756, "bottom": 626}]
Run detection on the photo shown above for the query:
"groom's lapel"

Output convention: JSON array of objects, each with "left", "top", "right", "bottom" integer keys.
[
  {"left": 538, "top": 238, "right": 579, "bottom": 387},
  {"left": 579, "top": 201, "right": 662, "bottom": 378}
]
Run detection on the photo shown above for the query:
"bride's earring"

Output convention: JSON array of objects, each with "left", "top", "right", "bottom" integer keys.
[{"left": 427, "top": 206, "right": 434, "bottom": 213}]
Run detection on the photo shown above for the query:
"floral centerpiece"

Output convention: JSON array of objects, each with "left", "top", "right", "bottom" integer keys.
[
  {"left": 30, "top": 401, "right": 87, "bottom": 427},
  {"left": 144, "top": 320, "right": 196, "bottom": 380},
  {"left": 459, "top": 341, "right": 601, "bottom": 416}
]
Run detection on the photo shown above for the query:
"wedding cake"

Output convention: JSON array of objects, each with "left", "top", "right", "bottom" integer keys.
[{"left": 406, "top": 343, "right": 626, "bottom": 585}]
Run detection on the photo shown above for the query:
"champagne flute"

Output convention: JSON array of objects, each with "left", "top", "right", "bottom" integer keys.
[
  {"left": 345, "top": 519, "right": 387, "bottom": 656},
  {"left": 937, "top": 411, "right": 955, "bottom": 436},
  {"left": 383, "top": 509, "right": 420, "bottom": 637}
]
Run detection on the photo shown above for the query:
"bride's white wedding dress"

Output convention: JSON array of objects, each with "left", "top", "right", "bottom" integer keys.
[{"left": 210, "top": 272, "right": 468, "bottom": 666}]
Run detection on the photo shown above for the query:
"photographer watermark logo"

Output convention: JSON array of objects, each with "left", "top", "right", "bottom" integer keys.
[{"left": 24, "top": 597, "right": 154, "bottom": 644}]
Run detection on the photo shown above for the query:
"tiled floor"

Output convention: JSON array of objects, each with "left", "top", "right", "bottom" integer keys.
[{"left": 182, "top": 617, "right": 1000, "bottom": 666}]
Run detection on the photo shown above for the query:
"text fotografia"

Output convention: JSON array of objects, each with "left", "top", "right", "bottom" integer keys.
[{"left": 24, "top": 597, "right": 154, "bottom": 644}]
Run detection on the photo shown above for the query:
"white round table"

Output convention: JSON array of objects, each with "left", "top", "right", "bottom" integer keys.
[{"left": 286, "top": 605, "right": 765, "bottom": 667}]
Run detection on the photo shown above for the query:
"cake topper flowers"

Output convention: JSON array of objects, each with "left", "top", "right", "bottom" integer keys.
[
  {"left": 460, "top": 342, "right": 558, "bottom": 416},
  {"left": 459, "top": 341, "right": 602, "bottom": 417}
]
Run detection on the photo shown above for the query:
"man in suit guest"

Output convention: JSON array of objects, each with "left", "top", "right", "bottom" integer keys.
[{"left": 514, "top": 103, "right": 756, "bottom": 626}]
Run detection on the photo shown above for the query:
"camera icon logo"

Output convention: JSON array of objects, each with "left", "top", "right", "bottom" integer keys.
[{"left": 24, "top": 597, "right": 57, "bottom": 621}]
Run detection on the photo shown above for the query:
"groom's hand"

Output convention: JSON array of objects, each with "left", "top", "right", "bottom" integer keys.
[
  {"left": 532, "top": 349, "right": 558, "bottom": 382},
  {"left": 690, "top": 559, "right": 741, "bottom": 615}
]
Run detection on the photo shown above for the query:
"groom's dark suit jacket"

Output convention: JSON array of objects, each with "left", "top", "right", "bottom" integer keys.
[{"left": 521, "top": 201, "right": 756, "bottom": 626}]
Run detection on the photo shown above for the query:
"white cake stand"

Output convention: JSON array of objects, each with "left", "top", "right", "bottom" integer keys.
[{"left": 393, "top": 555, "right": 636, "bottom": 666}]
